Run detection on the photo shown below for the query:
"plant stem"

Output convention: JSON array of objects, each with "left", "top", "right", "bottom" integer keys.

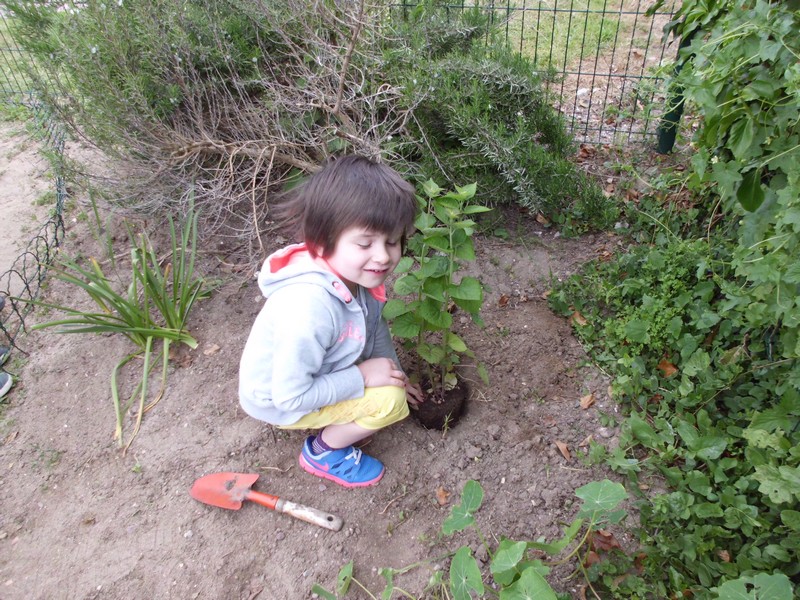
[{"left": 124, "top": 336, "right": 153, "bottom": 455}]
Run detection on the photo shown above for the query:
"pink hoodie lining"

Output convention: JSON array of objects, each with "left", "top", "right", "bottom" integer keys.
[{"left": 268, "top": 243, "right": 386, "bottom": 302}]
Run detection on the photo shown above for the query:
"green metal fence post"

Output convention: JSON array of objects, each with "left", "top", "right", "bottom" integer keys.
[{"left": 656, "top": 31, "right": 696, "bottom": 154}]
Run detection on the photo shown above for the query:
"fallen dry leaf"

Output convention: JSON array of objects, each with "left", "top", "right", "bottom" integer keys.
[
  {"left": 718, "top": 549, "right": 731, "bottom": 562},
  {"left": 555, "top": 440, "right": 571, "bottom": 461},
  {"left": 589, "top": 529, "right": 622, "bottom": 553},
  {"left": 535, "top": 213, "right": 550, "bottom": 226},
  {"left": 169, "top": 345, "right": 194, "bottom": 368},
  {"left": 498, "top": 294, "right": 510, "bottom": 307},
  {"left": 435, "top": 486, "right": 451, "bottom": 506},
  {"left": 569, "top": 311, "right": 588, "bottom": 327},
  {"left": 582, "top": 550, "right": 601, "bottom": 568},
  {"left": 657, "top": 358, "right": 678, "bottom": 377},
  {"left": 577, "top": 144, "right": 597, "bottom": 160},
  {"left": 541, "top": 289, "right": 552, "bottom": 300},
  {"left": 203, "top": 343, "right": 221, "bottom": 356},
  {"left": 578, "top": 434, "right": 594, "bottom": 447},
  {"left": 580, "top": 392, "right": 596, "bottom": 410}
]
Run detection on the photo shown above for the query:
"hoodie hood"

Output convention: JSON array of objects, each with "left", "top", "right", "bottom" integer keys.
[{"left": 258, "top": 243, "right": 386, "bottom": 303}]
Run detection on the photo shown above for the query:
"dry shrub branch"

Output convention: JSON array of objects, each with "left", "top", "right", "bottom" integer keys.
[{"left": 8, "top": 0, "right": 415, "bottom": 265}]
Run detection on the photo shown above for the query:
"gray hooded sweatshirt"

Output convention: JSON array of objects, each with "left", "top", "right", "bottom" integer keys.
[{"left": 239, "top": 243, "right": 401, "bottom": 426}]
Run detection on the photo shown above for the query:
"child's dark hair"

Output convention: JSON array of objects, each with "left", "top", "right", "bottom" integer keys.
[{"left": 276, "top": 155, "right": 417, "bottom": 258}]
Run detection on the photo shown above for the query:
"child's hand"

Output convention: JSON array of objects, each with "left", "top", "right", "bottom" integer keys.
[
  {"left": 358, "top": 357, "right": 408, "bottom": 389},
  {"left": 405, "top": 381, "right": 424, "bottom": 406}
]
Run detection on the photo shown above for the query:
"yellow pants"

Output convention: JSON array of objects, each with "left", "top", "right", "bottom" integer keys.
[{"left": 279, "top": 386, "right": 409, "bottom": 431}]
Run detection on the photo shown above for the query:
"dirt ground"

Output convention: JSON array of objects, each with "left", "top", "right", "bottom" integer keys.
[{"left": 0, "top": 125, "right": 632, "bottom": 599}]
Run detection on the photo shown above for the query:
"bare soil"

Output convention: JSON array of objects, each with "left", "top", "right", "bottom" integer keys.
[{"left": 0, "top": 127, "right": 632, "bottom": 600}]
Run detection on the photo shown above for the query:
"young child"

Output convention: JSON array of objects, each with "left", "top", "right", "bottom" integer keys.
[{"left": 239, "top": 155, "right": 423, "bottom": 488}]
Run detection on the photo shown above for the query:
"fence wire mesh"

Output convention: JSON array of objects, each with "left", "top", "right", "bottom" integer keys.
[
  {"left": 1, "top": 12, "right": 66, "bottom": 351},
  {"left": 401, "top": 0, "right": 679, "bottom": 145}
]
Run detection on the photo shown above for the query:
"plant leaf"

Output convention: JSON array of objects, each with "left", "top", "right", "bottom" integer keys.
[
  {"left": 737, "top": 169, "right": 765, "bottom": 212},
  {"left": 712, "top": 572, "right": 793, "bottom": 600},
  {"left": 442, "top": 480, "right": 483, "bottom": 535},
  {"left": 575, "top": 479, "right": 628, "bottom": 519},
  {"left": 499, "top": 566, "right": 558, "bottom": 599},
  {"left": 490, "top": 540, "right": 527, "bottom": 585},
  {"left": 449, "top": 546, "right": 484, "bottom": 600},
  {"left": 310, "top": 584, "right": 336, "bottom": 600},
  {"left": 336, "top": 560, "right": 353, "bottom": 596}
]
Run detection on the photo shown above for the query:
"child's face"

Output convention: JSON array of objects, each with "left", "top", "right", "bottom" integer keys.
[{"left": 324, "top": 227, "right": 402, "bottom": 293}]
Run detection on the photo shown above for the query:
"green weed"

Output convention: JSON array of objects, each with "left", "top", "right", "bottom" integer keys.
[
  {"left": 313, "top": 479, "right": 628, "bottom": 599},
  {"left": 21, "top": 205, "right": 209, "bottom": 452}
]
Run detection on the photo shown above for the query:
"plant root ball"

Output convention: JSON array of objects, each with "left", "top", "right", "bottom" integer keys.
[{"left": 411, "top": 378, "right": 469, "bottom": 431}]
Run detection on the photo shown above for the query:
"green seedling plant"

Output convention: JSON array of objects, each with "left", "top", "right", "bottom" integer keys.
[
  {"left": 22, "top": 207, "right": 208, "bottom": 451},
  {"left": 383, "top": 180, "right": 490, "bottom": 397},
  {"left": 312, "top": 478, "right": 629, "bottom": 599}
]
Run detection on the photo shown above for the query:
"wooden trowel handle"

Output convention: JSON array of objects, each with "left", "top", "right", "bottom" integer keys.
[{"left": 246, "top": 491, "right": 344, "bottom": 531}]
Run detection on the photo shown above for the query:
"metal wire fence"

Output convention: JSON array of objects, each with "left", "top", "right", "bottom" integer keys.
[
  {"left": 434, "top": 0, "right": 680, "bottom": 145},
  {"left": 0, "top": 11, "right": 65, "bottom": 351}
]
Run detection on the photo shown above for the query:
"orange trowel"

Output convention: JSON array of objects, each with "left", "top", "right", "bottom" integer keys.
[{"left": 190, "top": 472, "right": 343, "bottom": 531}]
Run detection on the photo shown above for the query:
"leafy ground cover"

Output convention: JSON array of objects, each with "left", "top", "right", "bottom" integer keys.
[{"left": 547, "top": 2, "right": 799, "bottom": 593}]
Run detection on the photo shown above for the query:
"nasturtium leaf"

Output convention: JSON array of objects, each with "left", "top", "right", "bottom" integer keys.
[
  {"left": 695, "top": 309, "right": 721, "bottom": 329},
  {"left": 490, "top": 540, "right": 527, "bottom": 585},
  {"left": 528, "top": 518, "right": 583, "bottom": 554},
  {"left": 575, "top": 479, "right": 628, "bottom": 518},
  {"left": 336, "top": 560, "right": 353, "bottom": 596},
  {"left": 379, "top": 567, "right": 394, "bottom": 600},
  {"left": 310, "top": 585, "right": 335, "bottom": 600},
  {"left": 449, "top": 547, "right": 484, "bottom": 600},
  {"left": 499, "top": 567, "right": 558, "bottom": 600},
  {"left": 737, "top": 169, "right": 765, "bottom": 212},
  {"left": 443, "top": 480, "right": 484, "bottom": 535}
]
